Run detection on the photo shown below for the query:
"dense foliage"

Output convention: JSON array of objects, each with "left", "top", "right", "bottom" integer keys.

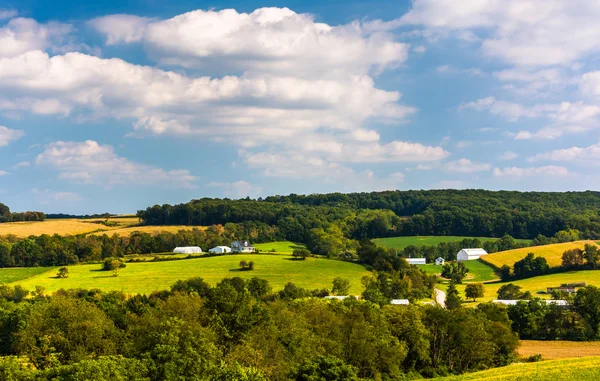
[
  {"left": 0, "top": 203, "right": 45, "bottom": 223},
  {"left": 0, "top": 277, "right": 518, "bottom": 380}
]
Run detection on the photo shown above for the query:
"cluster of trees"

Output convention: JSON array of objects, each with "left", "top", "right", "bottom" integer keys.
[
  {"left": 0, "top": 203, "right": 45, "bottom": 223},
  {"left": 0, "top": 277, "right": 519, "bottom": 380},
  {"left": 506, "top": 286, "right": 600, "bottom": 340},
  {"left": 500, "top": 253, "right": 550, "bottom": 281},
  {"left": 561, "top": 244, "right": 600, "bottom": 270}
]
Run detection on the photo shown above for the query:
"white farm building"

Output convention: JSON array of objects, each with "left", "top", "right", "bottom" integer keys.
[
  {"left": 456, "top": 248, "right": 488, "bottom": 261},
  {"left": 390, "top": 299, "right": 410, "bottom": 305},
  {"left": 232, "top": 240, "right": 255, "bottom": 253},
  {"left": 435, "top": 257, "right": 445, "bottom": 265},
  {"left": 173, "top": 246, "right": 202, "bottom": 254},
  {"left": 209, "top": 246, "right": 231, "bottom": 254},
  {"left": 406, "top": 258, "right": 426, "bottom": 265}
]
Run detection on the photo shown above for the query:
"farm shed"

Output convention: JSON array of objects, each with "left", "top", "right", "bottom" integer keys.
[
  {"left": 435, "top": 257, "right": 445, "bottom": 265},
  {"left": 406, "top": 258, "right": 426, "bottom": 265},
  {"left": 390, "top": 299, "right": 410, "bottom": 305},
  {"left": 232, "top": 240, "right": 255, "bottom": 253},
  {"left": 456, "top": 248, "right": 488, "bottom": 261},
  {"left": 547, "top": 286, "right": 576, "bottom": 294},
  {"left": 209, "top": 246, "right": 232, "bottom": 254},
  {"left": 173, "top": 246, "right": 202, "bottom": 254}
]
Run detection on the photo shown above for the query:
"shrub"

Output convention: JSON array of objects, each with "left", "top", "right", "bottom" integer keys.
[{"left": 57, "top": 267, "right": 69, "bottom": 279}]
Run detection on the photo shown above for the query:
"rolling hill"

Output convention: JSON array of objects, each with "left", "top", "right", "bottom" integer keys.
[{"left": 373, "top": 235, "right": 530, "bottom": 251}]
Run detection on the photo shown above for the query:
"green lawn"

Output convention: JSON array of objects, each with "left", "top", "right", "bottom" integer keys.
[
  {"left": 254, "top": 241, "right": 306, "bottom": 254},
  {"left": 417, "top": 260, "right": 497, "bottom": 283},
  {"left": 0, "top": 267, "right": 54, "bottom": 284},
  {"left": 373, "top": 236, "right": 530, "bottom": 251},
  {"left": 431, "top": 357, "right": 600, "bottom": 380},
  {"left": 12, "top": 255, "right": 369, "bottom": 295}
]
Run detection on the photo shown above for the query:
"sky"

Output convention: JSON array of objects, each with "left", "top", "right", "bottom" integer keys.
[{"left": 1, "top": 0, "right": 600, "bottom": 214}]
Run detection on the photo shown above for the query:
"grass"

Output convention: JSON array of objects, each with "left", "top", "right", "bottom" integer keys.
[
  {"left": 90, "top": 225, "right": 206, "bottom": 237},
  {"left": 431, "top": 357, "right": 600, "bottom": 380},
  {"left": 254, "top": 241, "right": 306, "bottom": 254},
  {"left": 416, "top": 260, "right": 497, "bottom": 283},
  {"left": 518, "top": 340, "right": 600, "bottom": 360},
  {"left": 481, "top": 240, "right": 599, "bottom": 269},
  {"left": 12, "top": 255, "right": 370, "bottom": 295},
  {"left": 373, "top": 236, "right": 530, "bottom": 251},
  {"left": 0, "top": 267, "right": 53, "bottom": 284}
]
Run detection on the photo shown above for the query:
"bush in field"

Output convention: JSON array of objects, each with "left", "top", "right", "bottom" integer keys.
[
  {"left": 57, "top": 267, "right": 69, "bottom": 279},
  {"left": 292, "top": 248, "right": 310, "bottom": 260},
  {"left": 465, "top": 283, "right": 485, "bottom": 302}
]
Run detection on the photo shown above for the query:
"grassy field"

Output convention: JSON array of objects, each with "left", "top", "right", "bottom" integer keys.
[
  {"left": 0, "top": 267, "right": 53, "bottom": 284},
  {"left": 482, "top": 241, "right": 599, "bottom": 269},
  {"left": 518, "top": 340, "right": 600, "bottom": 360},
  {"left": 254, "top": 241, "right": 306, "bottom": 254},
  {"left": 12, "top": 255, "right": 370, "bottom": 295},
  {"left": 417, "top": 260, "right": 497, "bottom": 282},
  {"left": 89, "top": 225, "right": 205, "bottom": 237},
  {"left": 374, "top": 236, "right": 530, "bottom": 251},
  {"left": 432, "top": 357, "right": 600, "bottom": 380},
  {"left": 0, "top": 217, "right": 140, "bottom": 238}
]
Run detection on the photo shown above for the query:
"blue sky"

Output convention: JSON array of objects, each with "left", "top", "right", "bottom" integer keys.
[{"left": 1, "top": 0, "right": 600, "bottom": 214}]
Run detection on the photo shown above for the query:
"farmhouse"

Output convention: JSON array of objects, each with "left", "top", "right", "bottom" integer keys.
[
  {"left": 209, "top": 246, "right": 232, "bottom": 254},
  {"left": 390, "top": 299, "right": 410, "bottom": 305},
  {"left": 547, "top": 286, "right": 576, "bottom": 294},
  {"left": 232, "top": 240, "right": 255, "bottom": 253},
  {"left": 173, "top": 246, "right": 202, "bottom": 254},
  {"left": 493, "top": 300, "right": 570, "bottom": 307},
  {"left": 406, "top": 258, "right": 426, "bottom": 265},
  {"left": 456, "top": 248, "right": 488, "bottom": 261},
  {"left": 435, "top": 257, "right": 445, "bottom": 265}
]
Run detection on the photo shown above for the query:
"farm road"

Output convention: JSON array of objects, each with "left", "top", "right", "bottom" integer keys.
[{"left": 435, "top": 288, "right": 446, "bottom": 308}]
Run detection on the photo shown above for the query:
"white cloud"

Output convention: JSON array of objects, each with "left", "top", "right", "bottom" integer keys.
[
  {"left": 0, "top": 125, "right": 25, "bottom": 146},
  {"left": 32, "top": 188, "right": 81, "bottom": 204},
  {"left": 207, "top": 180, "right": 262, "bottom": 198},
  {"left": 0, "top": 18, "right": 72, "bottom": 58},
  {"left": 499, "top": 151, "right": 518, "bottom": 160},
  {"left": 36, "top": 140, "right": 198, "bottom": 188},
  {"left": 13, "top": 161, "right": 30, "bottom": 169},
  {"left": 459, "top": 97, "right": 546, "bottom": 121},
  {"left": 493, "top": 165, "right": 569, "bottom": 177},
  {"left": 580, "top": 71, "right": 600, "bottom": 97},
  {"left": 436, "top": 65, "right": 484, "bottom": 76},
  {"left": 436, "top": 65, "right": 451, "bottom": 73},
  {"left": 0, "top": 9, "right": 17, "bottom": 20},
  {"left": 0, "top": 170, "right": 9, "bottom": 176},
  {"left": 528, "top": 142, "right": 600, "bottom": 164},
  {"left": 413, "top": 45, "right": 426, "bottom": 53},
  {"left": 444, "top": 158, "right": 491, "bottom": 173},
  {"left": 88, "top": 15, "right": 152, "bottom": 45}
]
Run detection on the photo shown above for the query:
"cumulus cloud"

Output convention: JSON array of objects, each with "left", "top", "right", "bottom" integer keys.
[
  {"left": 0, "top": 125, "right": 25, "bottom": 146},
  {"left": 499, "top": 151, "right": 518, "bottom": 160},
  {"left": 528, "top": 142, "right": 600, "bottom": 164},
  {"left": 32, "top": 188, "right": 81, "bottom": 204},
  {"left": 0, "top": 170, "right": 9, "bottom": 176},
  {"left": 493, "top": 165, "right": 569, "bottom": 177},
  {"left": 88, "top": 15, "right": 152, "bottom": 45},
  {"left": 0, "top": 9, "right": 17, "bottom": 20},
  {"left": 13, "top": 161, "right": 30, "bottom": 169},
  {"left": 444, "top": 158, "right": 491, "bottom": 173},
  {"left": 207, "top": 180, "right": 262, "bottom": 198},
  {"left": 0, "top": 18, "right": 72, "bottom": 58},
  {"left": 36, "top": 140, "right": 198, "bottom": 188}
]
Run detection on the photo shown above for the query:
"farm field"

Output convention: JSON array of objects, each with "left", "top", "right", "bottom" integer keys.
[
  {"left": 0, "top": 216, "right": 140, "bottom": 238},
  {"left": 373, "top": 236, "right": 530, "bottom": 251},
  {"left": 89, "top": 224, "right": 205, "bottom": 237},
  {"left": 0, "top": 267, "right": 53, "bottom": 284},
  {"left": 417, "top": 260, "right": 497, "bottom": 282},
  {"left": 431, "top": 356, "right": 600, "bottom": 380},
  {"left": 518, "top": 340, "right": 600, "bottom": 360},
  {"left": 482, "top": 240, "right": 599, "bottom": 269},
  {"left": 254, "top": 241, "right": 306, "bottom": 254},
  {"left": 12, "top": 255, "right": 370, "bottom": 295}
]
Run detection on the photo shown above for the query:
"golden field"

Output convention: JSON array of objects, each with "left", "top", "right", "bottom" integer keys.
[{"left": 518, "top": 340, "right": 600, "bottom": 360}]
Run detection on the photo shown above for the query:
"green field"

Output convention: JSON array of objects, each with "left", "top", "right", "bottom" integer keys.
[
  {"left": 0, "top": 267, "right": 53, "bottom": 284},
  {"left": 431, "top": 356, "right": 600, "bottom": 380},
  {"left": 482, "top": 240, "right": 599, "bottom": 269},
  {"left": 373, "top": 236, "right": 530, "bottom": 251},
  {"left": 254, "top": 241, "right": 306, "bottom": 254},
  {"left": 417, "top": 260, "right": 497, "bottom": 283},
  {"left": 12, "top": 255, "right": 370, "bottom": 295}
]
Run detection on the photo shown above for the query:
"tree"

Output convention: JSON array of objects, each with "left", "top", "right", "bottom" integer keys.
[
  {"left": 445, "top": 282, "right": 462, "bottom": 310},
  {"left": 239, "top": 260, "right": 248, "bottom": 270},
  {"left": 441, "top": 262, "right": 469, "bottom": 283},
  {"left": 246, "top": 277, "right": 271, "bottom": 299},
  {"left": 0, "top": 242, "right": 11, "bottom": 267},
  {"left": 500, "top": 265, "right": 511, "bottom": 282},
  {"left": 562, "top": 248, "right": 585, "bottom": 269},
  {"left": 574, "top": 285, "right": 600, "bottom": 337},
  {"left": 56, "top": 267, "right": 69, "bottom": 279},
  {"left": 465, "top": 283, "right": 485, "bottom": 302},
  {"left": 497, "top": 283, "right": 525, "bottom": 300},
  {"left": 248, "top": 261, "right": 254, "bottom": 271},
  {"left": 292, "top": 355, "right": 359, "bottom": 381},
  {"left": 332, "top": 277, "right": 351, "bottom": 295},
  {"left": 292, "top": 248, "right": 310, "bottom": 260},
  {"left": 585, "top": 244, "right": 599, "bottom": 269}
]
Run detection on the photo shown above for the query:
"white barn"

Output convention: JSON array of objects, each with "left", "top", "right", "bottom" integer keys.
[
  {"left": 209, "top": 246, "right": 231, "bottom": 254},
  {"left": 435, "top": 257, "right": 445, "bottom": 265},
  {"left": 390, "top": 299, "right": 410, "bottom": 305},
  {"left": 232, "top": 240, "right": 255, "bottom": 253},
  {"left": 406, "top": 258, "right": 426, "bottom": 265},
  {"left": 173, "top": 246, "right": 202, "bottom": 254},
  {"left": 456, "top": 248, "right": 488, "bottom": 261}
]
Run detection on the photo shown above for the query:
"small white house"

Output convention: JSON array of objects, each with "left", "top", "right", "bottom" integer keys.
[
  {"left": 173, "top": 246, "right": 202, "bottom": 254},
  {"left": 456, "top": 248, "right": 488, "bottom": 261},
  {"left": 231, "top": 240, "right": 255, "bottom": 253},
  {"left": 406, "top": 258, "right": 426, "bottom": 265},
  {"left": 435, "top": 257, "right": 445, "bottom": 266},
  {"left": 209, "top": 246, "right": 231, "bottom": 254},
  {"left": 390, "top": 299, "right": 410, "bottom": 305}
]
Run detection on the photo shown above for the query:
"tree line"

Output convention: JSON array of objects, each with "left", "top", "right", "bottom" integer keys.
[
  {"left": 0, "top": 277, "right": 519, "bottom": 380},
  {"left": 0, "top": 203, "right": 45, "bottom": 223}
]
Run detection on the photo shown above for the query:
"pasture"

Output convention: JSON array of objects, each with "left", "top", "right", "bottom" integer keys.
[
  {"left": 254, "top": 241, "right": 306, "bottom": 254},
  {"left": 481, "top": 240, "right": 599, "bottom": 269},
  {"left": 12, "top": 255, "right": 370, "bottom": 295},
  {"left": 417, "top": 260, "right": 497, "bottom": 283},
  {"left": 518, "top": 340, "right": 600, "bottom": 360},
  {"left": 373, "top": 236, "right": 530, "bottom": 251},
  {"left": 0, "top": 267, "right": 52, "bottom": 284},
  {"left": 432, "top": 356, "right": 600, "bottom": 380}
]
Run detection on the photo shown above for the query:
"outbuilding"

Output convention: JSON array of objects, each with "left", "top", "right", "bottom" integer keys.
[
  {"left": 435, "top": 257, "right": 445, "bottom": 265},
  {"left": 456, "top": 248, "right": 488, "bottom": 261},
  {"left": 209, "top": 246, "right": 232, "bottom": 254},
  {"left": 390, "top": 299, "right": 410, "bottom": 305},
  {"left": 173, "top": 246, "right": 202, "bottom": 254},
  {"left": 406, "top": 258, "right": 426, "bottom": 265}
]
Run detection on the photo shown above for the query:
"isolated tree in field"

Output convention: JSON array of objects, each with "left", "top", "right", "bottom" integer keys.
[
  {"left": 441, "top": 262, "right": 469, "bottom": 283},
  {"left": 239, "top": 260, "right": 248, "bottom": 270},
  {"left": 332, "top": 277, "right": 351, "bottom": 295},
  {"left": 57, "top": 267, "right": 69, "bottom": 279},
  {"left": 445, "top": 282, "right": 462, "bottom": 310},
  {"left": 562, "top": 248, "right": 585, "bottom": 269},
  {"left": 248, "top": 261, "right": 254, "bottom": 271},
  {"left": 292, "top": 248, "right": 310, "bottom": 260},
  {"left": 465, "top": 283, "right": 484, "bottom": 302},
  {"left": 497, "top": 283, "right": 526, "bottom": 300}
]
